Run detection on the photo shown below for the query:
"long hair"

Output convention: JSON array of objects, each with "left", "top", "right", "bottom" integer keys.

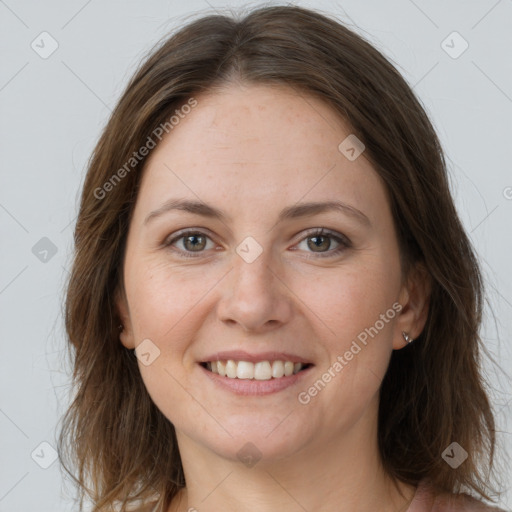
[{"left": 58, "top": 5, "right": 500, "bottom": 511}]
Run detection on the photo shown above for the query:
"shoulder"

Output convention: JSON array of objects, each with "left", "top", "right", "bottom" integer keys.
[
  {"left": 410, "top": 480, "right": 509, "bottom": 512},
  {"left": 432, "top": 492, "right": 508, "bottom": 512}
]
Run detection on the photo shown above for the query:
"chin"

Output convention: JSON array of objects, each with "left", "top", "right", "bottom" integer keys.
[{"left": 185, "top": 415, "right": 317, "bottom": 467}]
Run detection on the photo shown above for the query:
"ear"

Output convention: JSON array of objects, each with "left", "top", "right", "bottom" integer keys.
[
  {"left": 393, "top": 262, "right": 431, "bottom": 350},
  {"left": 115, "top": 287, "right": 136, "bottom": 350}
]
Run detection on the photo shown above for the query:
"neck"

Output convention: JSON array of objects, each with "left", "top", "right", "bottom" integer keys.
[{"left": 168, "top": 404, "right": 417, "bottom": 512}]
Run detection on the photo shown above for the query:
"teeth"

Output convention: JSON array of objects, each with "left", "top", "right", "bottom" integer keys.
[
  {"left": 226, "top": 360, "right": 237, "bottom": 378},
  {"left": 237, "top": 361, "right": 254, "bottom": 379},
  {"left": 272, "top": 360, "right": 284, "bottom": 378},
  {"left": 205, "top": 359, "right": 306, "bottom": 380},
  {"left": 217, "top": 360, "right": 226, "bottom": 377},
  {"left": 254, "top": 361, "right": 272, "bottom": 380}
]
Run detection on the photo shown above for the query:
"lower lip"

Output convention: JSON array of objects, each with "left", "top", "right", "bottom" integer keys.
[{"left": 199, "top": 364, "right": 312, "bottom": 395}]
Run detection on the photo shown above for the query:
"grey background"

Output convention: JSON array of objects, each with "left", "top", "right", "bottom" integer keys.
[{"left": 0, "top": 0, "right": 511, "bottom": 510}]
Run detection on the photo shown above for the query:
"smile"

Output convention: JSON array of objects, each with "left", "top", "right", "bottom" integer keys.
[{"left": 201, "top": 360, "right": 311, "bottom": 380}]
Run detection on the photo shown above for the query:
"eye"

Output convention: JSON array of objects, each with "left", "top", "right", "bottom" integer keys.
[
  {"left": 294, "top": 228, "right": 351, "bottom": 258},
  {"left": 164, "top": 230, "right": 216, "bottom": 258}
]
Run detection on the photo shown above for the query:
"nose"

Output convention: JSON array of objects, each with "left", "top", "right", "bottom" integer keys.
[{"left": 216, "top": 247, "right": 293, "bottom": 333}]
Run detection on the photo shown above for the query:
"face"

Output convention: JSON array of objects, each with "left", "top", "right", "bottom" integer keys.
[{"left": 117, "top": 83, "right": 423, "bottom": 465}]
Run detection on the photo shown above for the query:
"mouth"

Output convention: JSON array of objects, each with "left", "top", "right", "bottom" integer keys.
[{"left": 200, "top": 359, "right": 313, "bottom": 380}]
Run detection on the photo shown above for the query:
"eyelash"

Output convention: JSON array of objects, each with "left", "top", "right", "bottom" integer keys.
[{"left": 163, "top": 228, "right": 351, "bottom": 260}]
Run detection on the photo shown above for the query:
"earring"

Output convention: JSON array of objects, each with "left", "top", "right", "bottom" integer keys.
[
  {"left": 402, "top": 331, "right": 414, "bottom": 344},
  {"left": 118, "top": 324, "right": 123, "bottom": 331}
]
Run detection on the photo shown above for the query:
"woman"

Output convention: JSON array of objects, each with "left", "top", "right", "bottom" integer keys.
[{"left": 58, "top": 5, "right": 508, "bottom": 512}]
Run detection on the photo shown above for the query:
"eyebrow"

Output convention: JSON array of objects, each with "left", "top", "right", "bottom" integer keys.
[{"left": 144, "top": 198, "right": 371, "bottom": 227}]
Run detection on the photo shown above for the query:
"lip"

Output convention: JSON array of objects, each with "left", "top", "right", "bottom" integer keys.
[
  {"left": 199, "top": 363, "right": 313, "bottom": 395},
  {"left": 199, "top": 350, "right": 312, "bottom": 364}
]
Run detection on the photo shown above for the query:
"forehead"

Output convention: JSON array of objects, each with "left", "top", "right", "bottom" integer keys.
[
  {"left": 136, "top": 83, "right": 389, "bottom": 226},
  {"left": 157, "top": 83, "right": 352, "bottom": 164}
]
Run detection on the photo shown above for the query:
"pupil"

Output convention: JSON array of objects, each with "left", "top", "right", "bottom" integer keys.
[
  {"left": 185, "top": 235, "right": 204, "bottom": 251},
  {"left": 309, "top": 235, "right": 329, "bottom": 252}
]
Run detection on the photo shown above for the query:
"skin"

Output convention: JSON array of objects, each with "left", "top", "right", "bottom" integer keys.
[{"left": 117, "top": 82, "right": 430, "bottom": 512}]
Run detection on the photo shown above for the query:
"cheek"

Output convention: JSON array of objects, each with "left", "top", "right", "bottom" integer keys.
[
  {"left": 126, "top": 260, "right": 216, "bottom": 342},
  {"left": 137, "top": 361, "right": 202, "bottom": 437},
  {"left": 306, "top": 261, "right": 398, "bottom": 341},
  {"left": 309, "top": 262, "right": 399, "bottom": 394}
]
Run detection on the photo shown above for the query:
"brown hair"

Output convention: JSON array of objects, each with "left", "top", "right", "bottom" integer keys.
[{"left": 58, "top": 4, "right": 502, "bottom": 511}]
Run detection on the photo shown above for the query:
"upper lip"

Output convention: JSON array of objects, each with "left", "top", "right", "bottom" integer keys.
[{"left": 200, "top": 350, "right": 313, "bottom": 364}]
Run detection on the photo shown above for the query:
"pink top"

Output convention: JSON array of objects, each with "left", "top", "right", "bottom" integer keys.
[{"left": 407, "top": 480, "right": 508, "bottom": 512}]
